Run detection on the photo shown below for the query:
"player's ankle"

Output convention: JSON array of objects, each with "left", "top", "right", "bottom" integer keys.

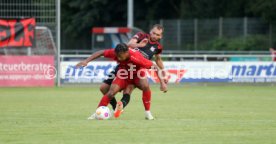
[
  {"left": 117, "top": 101, "right": 123, "bottom": 109},
  {"left": 145, "top": 110, "right": 151, "bottom": 114}
]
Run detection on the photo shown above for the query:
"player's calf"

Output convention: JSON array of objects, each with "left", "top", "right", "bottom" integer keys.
[
  {"left": 106, "top": 89, "right": 116, "bottom": 99},
  {"left": 121, "top": 93, "right": 130, "bottom": 108},
  {"left": 109, "top": 98, "right": 117, "bottom": 111},
  {"left": 100, "top": 83, "right": 117, "bottom": 110}
]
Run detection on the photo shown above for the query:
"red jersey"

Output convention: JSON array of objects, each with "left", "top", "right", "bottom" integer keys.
[{"left": 103, "top": 49, "right": 153, "bottom": 73}]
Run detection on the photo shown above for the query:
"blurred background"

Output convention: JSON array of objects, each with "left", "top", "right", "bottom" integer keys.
[
  {"left": 1, "top": 0, "right": 276, "bottom": 55},
  {"left": 60, "top": 0, "right": 276, "bottom": 53}
]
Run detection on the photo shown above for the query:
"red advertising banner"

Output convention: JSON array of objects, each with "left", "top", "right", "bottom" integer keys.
[
  {"left": 0, "top": 18, "right": 36, "bottom": 48},
  {"left": 0, "top": 56, "right": 55, "bottom": 87}
]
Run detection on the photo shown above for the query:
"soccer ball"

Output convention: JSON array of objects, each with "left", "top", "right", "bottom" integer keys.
[{"left": 95, "top": 106, "right": 111, "bottom": 120}]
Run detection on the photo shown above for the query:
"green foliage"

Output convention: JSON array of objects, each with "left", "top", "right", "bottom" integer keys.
[
  {"left": 61, "top": 0, "right": 276, "bottom": 36},
  {"left": 203, "top": 35, "right": 270, "bottom": 51},
  {"left": 60, "top": 0, "right": 276, "bottom": 50},
  {"left": 62, "top": 0, "right": 126, "bottom": 37},
  {"left": 249, "top": 0, "right": 276, "bottom": 23},
  {"left": 179, "top": 0, "right": 276, "bottom": 22}
]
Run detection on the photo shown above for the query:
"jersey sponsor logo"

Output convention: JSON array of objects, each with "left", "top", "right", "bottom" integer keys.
[{"left": 150, "top": 46, "right": 155, "bottom": 52}]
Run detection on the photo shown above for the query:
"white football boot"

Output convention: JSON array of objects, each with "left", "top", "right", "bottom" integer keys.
[{"left": 145, "top": 111, "right": 155, "bottom": 120}]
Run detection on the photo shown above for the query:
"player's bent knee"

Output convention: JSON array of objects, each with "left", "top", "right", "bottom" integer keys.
[
  {"left": 99, "top": 84, "right": 110, "bottom": 94},
  {"left": 107, "top": 90, "right": 116, "bottom": 98},
  {"left": 140, "top": 85, "right": 150, "bottom": 91},
  {"left": 123, "top": 88, "right": 132, "bottom": 95}
]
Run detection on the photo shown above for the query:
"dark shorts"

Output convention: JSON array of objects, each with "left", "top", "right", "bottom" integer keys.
[{"left": 103, "top": 65, "right": 119, "bottom": 85}]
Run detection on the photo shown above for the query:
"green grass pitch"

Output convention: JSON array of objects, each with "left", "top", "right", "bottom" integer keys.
[{"left": 0, "top": 84, "right": 276, "bottom": 144}]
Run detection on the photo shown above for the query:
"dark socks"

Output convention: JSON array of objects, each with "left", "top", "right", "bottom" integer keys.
[
  {"left": 121, "top": 94, "right": 130, "bottom": 108},
  {"left": 109, "top": 97, "right": 117, "bottom": 110}
]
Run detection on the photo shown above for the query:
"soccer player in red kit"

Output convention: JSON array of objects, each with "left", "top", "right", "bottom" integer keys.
[
  {"left": 76, "top": 43, "right": 167, "bottom": 119},
  {"left": 99, "top": 24, "right": 167, "bottom": 119}
]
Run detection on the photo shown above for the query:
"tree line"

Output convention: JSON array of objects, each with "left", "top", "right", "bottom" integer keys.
[{"left": 61, "top": 0, "right": 276, "bottom": 49}]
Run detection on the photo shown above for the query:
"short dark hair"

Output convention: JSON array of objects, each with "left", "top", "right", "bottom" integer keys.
[
  {"left": 151, "top": 24, "right": 164, "bottom": 32},
  {"left": 115, "top": 43, "right": 128, "bottom": 54}
]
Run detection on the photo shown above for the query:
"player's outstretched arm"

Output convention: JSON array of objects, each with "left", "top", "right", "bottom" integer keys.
[
  {"left": 76, "top": 50, "right": 104, "bottom": 67},
  {"left": 152, "top": 63, "right": 168, "bottom": 93},
  {"left": 137, "top": 54, "right": 167, "bottom": 92},
  {"left": 127, "top": 38, "right": 148, "bottom": 48},
  {"left": 155, "top": 54, "right": 168, "bottom": 84}
]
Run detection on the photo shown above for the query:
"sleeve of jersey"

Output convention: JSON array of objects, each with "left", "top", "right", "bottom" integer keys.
[
  {"left": 132, "top": 32, "right": 146, "bottom": 41},
  {"left": 156, "top": 44, "right": 163, "bottom": 54},
  {"left": 103, "top": 49, "right": 116, "bottom": 59}
]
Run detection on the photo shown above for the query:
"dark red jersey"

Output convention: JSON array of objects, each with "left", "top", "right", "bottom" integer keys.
[{"left": 132, "top": 32, "right": 163, "bottom": 60}]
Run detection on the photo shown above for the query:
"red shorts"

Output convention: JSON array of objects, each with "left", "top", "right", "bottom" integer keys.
[{"left": 112, "top": 69, "right": 147, "bottom": 90}]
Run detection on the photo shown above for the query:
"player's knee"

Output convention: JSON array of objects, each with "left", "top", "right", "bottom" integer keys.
[
  {"left": 140, "top": 84, "right": 150, "bottom": 91},
  {"left": 107, "top": 90, "right": 116, "bottom": 98},
  {"left": 99, "top": 87, "right": 105, "bottom": 94},
  {"left": 124, "top": 87, "right": 133, "bottom": 94},
  {"left": 99, "top": 84, "right": 109, "bottom": 94}
]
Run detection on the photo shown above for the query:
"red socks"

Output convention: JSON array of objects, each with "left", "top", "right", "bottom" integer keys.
[
  {"left": 142, "top": 90, "right": 151, "bottom": 111},
  {"left": 98, "top": 90, "right": 152, "bottom": 111},
  {"left": 98, "top": 95, "right": 111, "bottom": 107}
]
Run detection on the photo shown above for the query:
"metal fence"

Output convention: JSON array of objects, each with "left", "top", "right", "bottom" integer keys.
[
  {"left": 0, "top": 0, "right": 61, "bottom": 85},
  {"left": 136, "top": 17, "right": 275, "bottom": 51},
  {"left": 0, "top": 0, "right": 57, "bottom": 43}
]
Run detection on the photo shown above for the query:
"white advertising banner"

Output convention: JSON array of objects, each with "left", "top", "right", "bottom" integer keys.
[{"left": 61, "top": 61, "right": 276, "bottom": 84}]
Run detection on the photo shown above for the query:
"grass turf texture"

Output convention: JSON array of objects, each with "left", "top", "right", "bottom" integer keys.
[{"left": 0, "top": 84, "right": 275, "bottom": 144}]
